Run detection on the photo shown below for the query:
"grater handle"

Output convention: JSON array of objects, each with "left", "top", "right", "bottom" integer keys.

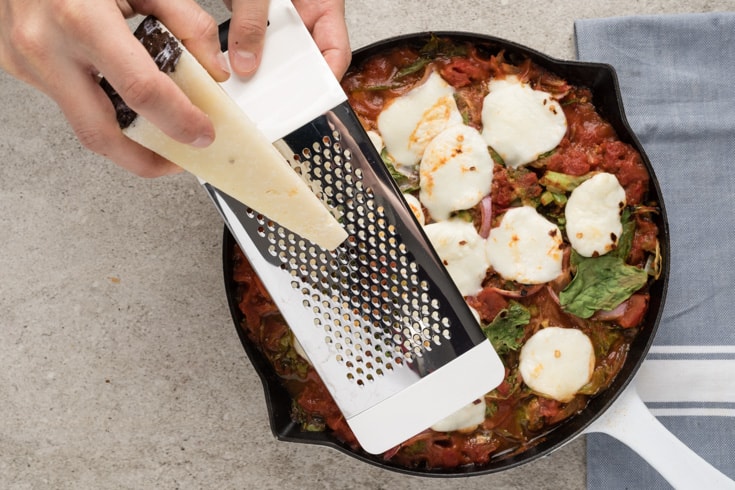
[{"left": 218, "top": 0, "right": 347, "bottom": 142}]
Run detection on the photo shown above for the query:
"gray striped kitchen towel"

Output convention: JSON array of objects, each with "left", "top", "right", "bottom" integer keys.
[{"left": 575, "top": 12, "right": 735, "bottom": 489}]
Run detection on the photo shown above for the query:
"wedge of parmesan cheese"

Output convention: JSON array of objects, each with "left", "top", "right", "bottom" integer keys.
[{"left": 105, "top": 17, "right": 347, "bottom": 250}]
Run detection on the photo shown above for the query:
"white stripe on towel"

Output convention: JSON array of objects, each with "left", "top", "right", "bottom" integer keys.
[
  {"left": 649, "top": 345, "right": 735, "bottom": 355},
  {"left": 637, "top": 359, "right": 735, "bottom": 404},
  {"left": 649, "top": 408, "right": 735, "bottom": 418}
]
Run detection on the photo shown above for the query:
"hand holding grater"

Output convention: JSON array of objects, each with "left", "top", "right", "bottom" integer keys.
[{"left": 118, "top": 0, "right": 505, "bottom": 454}]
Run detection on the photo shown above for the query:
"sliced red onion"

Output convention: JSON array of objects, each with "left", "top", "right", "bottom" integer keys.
[
  {"left": 593, "top": 300, "right": 629, "bottom": 321},
  {"left": 546, "top": 285, "right": 561, "bottom": 306},
  {"left": 490, "top": 283, "right": 544, "bottom": 299},
  {"left": 478, "top": 195, "right": 493, "bottom": 238}
]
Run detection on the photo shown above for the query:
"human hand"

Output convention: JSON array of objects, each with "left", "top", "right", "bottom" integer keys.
[
  {"left": 223, "top": 0, "right": 351, "bottom": 79},
  {"left": 0, "top": 0, "right": 229, "bottom": 177}
]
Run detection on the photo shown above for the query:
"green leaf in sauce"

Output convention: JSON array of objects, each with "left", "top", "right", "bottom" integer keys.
[
  {"left": 482, "top": 301, "right": 530, "bottom": 355},
  {"left": 612, "top": 208, "right": 635, "bottom": 261},
  {"left": 539, "top": 170, "right": 592, "bottom": 193},
  {"left": 381, "top": 149, "right": 420, "bottom": 193},
  {"left": 540, "top": 190, "right": 567, "bottom": 207},
  {"left": 488, "top": 146, "right": 505, "bottom": 166},
  {"left": 395, "top": 58, "right": 431, "bottom": 78},
  {"left": 394, "top": 35, "right": 469, "bottom": 80},
  {"left": 560, "top": 252, "right": 648, "bottom": 319}
]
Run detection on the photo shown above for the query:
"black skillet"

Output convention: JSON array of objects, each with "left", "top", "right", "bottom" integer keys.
[{"left": 217, "top": 24, "right": 682, "bottom": 479}]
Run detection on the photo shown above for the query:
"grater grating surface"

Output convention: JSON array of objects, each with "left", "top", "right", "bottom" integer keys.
[
  {"left": 211, "top": 104, "right": 485, "bottom": 379},
  {"left": 204, "top": 0, "right": 504, "bottom": 454}
]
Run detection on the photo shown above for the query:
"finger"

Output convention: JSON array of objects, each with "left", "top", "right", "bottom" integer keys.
[
  {"left": 128, "top": 0, "right": 230, "bottom": 82},
  {"left": 292, "top": 0, "right": 351, "bottom": 79},
  {"left": 115, "top": 0, "right": 136, "bottom": 18},
  {"left": 313, "top": 18, "right": 351, "bottom": 79},
  {"left": 227, "top": 0, "right": 270, "bottom": 76},
  {"left": 58, "top": 69, "right": 182, "bottom": 177},
  {"left": 79, "top": 14, "right": 215, "bottom": 148}
]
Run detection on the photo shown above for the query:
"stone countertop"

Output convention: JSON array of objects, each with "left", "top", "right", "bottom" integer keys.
[{"left": 1, "top": 1, "right": 730, "bottom": 488}]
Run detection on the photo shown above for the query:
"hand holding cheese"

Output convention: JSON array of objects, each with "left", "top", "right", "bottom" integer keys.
[
  {"left": 0, "top": 0, "right": 230, "bottom": 178},
  {"left": 103, "top": 17, "right": 347, "bottom": 250}
]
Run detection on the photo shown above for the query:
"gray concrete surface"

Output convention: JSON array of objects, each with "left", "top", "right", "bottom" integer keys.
[{"left": 1, "top": 1, "right": 731, "bottom": 488}]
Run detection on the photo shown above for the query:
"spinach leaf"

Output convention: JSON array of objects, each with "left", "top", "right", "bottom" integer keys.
[
  {"left": 488, "top": 147, "right": 505, "bottom": 166},
  {"left": 560, "top": 252, "right": 648, "bottom": 319},
  {"left": 538, "top": 170, "right": 591, "bottom": 193},
  {"left": 612, "top": 208, "right": 635, "bottom": 261},
  {"left": 395, "top": 58, "right": 431, "bottom": 78},
  {"left": 482, "top": 301, "right": 530, "bottom": 355},
  {"left": 381, "top": 149, "right": 420, "bottom": 193},
  {"left": 394, "top": 35, "right": 468, "bottom": 80}
]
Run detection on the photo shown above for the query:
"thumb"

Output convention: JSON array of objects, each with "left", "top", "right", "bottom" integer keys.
[{"left": 227, "top": 0, "right": 270, "bottom": 76}]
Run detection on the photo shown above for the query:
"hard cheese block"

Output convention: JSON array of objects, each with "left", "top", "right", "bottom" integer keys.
[{"left": 104, "top": 16, "right": 347, "bottom": 250}]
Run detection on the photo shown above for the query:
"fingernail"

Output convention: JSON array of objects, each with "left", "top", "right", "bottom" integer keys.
[
  {"left": 232, "top": 49, "right": 257, "bottom": 74},
  {"left": 192, "top": 134, "right": 214, "bottom": 148},
  {"left": 216, "top": 52, "right": 231, "bottom": 75}
]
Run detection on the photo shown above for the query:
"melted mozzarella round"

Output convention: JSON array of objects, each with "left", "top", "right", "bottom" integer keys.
[
  {"left": 378, "top": 71, "right": 463, "bottom": 170},
  {"left": 565, "top": 172, "right": 626, "bottom": 257},
  {"left": 431, "top": 398, "right": 487, "bottom": 432},
  {"left": 519, "top": 327, "right": 595, "bottom": 402},
  {"left": 419, "top": 124, "right": 494, "bottom": 221},
  {"left": 481, "top": 76, "right": 567, "bottom": 168},
  {"left": 366, "top": 129, "right": 384, "bottom": 153},
  {"left": 292, "top": 333, "right": 311, "bottom": 365},
  {"left": 424, "top": 219, "right": 489, "bottom": 297},
  {"left": 485, "top": 206, "right": 564, "bottom": 284},
  {"left": 402, "top": 193, "right": 425, "bottom": 225}
]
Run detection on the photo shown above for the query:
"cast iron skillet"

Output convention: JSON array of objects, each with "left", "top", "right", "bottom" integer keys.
[{"left": 219, "top": 27, "right": 670, "bottom": 476}]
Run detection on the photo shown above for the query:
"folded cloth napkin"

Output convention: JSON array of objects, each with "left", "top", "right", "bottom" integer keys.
[{"left": 575, "top": 12, "right": 735, "bottom": 489}]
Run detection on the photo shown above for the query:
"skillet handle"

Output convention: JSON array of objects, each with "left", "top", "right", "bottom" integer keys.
[{"left": 585, "top": 381, "right": 735, "bottom": 489}]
